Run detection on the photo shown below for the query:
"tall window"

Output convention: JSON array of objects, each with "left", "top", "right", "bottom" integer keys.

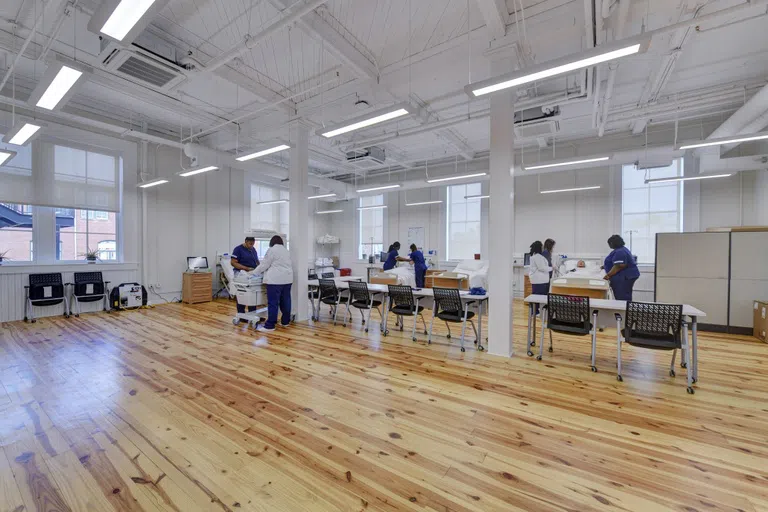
[
  {"left": 0, "top": 203, "right": 34, "bottom": 261},
  {"left": 622, "top": 160, "right": 684, "bottom": 264},
  {"left": 250, "top": 184, "right": 289, "bottom": 255},
  {"left": 359, "top": 195, "right": 384, "bottom": 259},
  {"left": 446, "top": 183, "right": 482, "bottom": 260},
  {"left": 58, "top": 209, "right": 118, "bottom": 261}
]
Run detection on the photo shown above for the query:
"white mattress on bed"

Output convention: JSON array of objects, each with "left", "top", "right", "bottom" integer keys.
[{"left": 385, "top": 266, "right": 416, "bottom": 287}]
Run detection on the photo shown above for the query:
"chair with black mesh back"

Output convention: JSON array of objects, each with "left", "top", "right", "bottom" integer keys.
[
  {"left": 386, "top": 285, "right": 428, "bottom": 341},
  {"left": 343, "top": 281, "right": 383, "bottom": 333},
  {"left": 24, "top": 273, "right": 69, "bottom": 323},
  {"left": 322, "top": 272, "right": 335, "bottom": 279},
  {"left": 428, "top": 287, "right": 483, "bottom": 352},
  {"left": 308, "top": 272, "right": 320, "bottom": 320},
  {"left": 319, "top": 279, "right": 348, "bottom": 325},
  {"left": 619, "top": 301, "right": 693, "bottom": 394},
  {"left": 531, "top": 294, "right": 599, "bottom": 371},
  {"left": 69, "top": 271, "right": 110, "bottom": 316}
]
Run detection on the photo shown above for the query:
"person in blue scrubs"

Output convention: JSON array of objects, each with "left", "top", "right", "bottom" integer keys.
[
  {"left": 231, "top": 236, "right": 260, "bottom": 314},
  {"left": 382, "top": 242, "right": 402, "bottom": 271},
  {"left": 407, "top": 244, "right": 427, "bottom": 288},
  {"left": 603, "top": 234, "right": 641, "bottom": 301}
]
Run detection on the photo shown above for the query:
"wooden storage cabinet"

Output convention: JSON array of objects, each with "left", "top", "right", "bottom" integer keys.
[{"left": 182, "top": 272, "right": 213, "bottom": 304}]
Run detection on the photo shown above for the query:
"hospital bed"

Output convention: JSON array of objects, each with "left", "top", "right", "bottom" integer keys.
[
  {"left": 431, "top": 260, "right": 489, "bottom": 290},
  {"left": 219, "top": 256, "right": 268, "bottom": 326}
]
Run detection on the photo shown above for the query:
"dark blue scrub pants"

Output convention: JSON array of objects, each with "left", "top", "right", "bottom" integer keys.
[
  {"left": 236, "top": 301, "right": 257, "bottom": 314},
  {"left": 415, "top": 267, "right": 427, "bottom": 288},
  {"left": 265, "top": 284, "right": 292, "bottom": 329},
  {"left": 610, "top": 276, "right": 638, "bottom": 301},
  {"left": 531, "top": 282, "right": 550, "bottom": 313}
]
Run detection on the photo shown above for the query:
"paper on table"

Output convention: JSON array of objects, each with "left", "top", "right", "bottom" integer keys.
[
  {"left": 86, "top": 284, "right": 94, "bottom": 294},
  {"left": 43, "top": 286, "right": 52, "bottom": 298},
  {"left": 589, "top": 280, "right": 605, "bottom": 286}
]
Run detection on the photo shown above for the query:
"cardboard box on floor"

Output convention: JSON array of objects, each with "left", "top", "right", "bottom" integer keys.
[{"left": 755, "top": 301, "right": 768, "bottom": 343}]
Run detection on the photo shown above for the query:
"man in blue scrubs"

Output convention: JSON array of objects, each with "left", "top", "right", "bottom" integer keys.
[
  {"left": 408, "top": 244, "right": 427, "bottom": 288},
  {"left": 603, "top": 234, "right": 640, "bottom": 301},
  {"left": 231, "top": 236, "right": 260, "bottom": 313}
]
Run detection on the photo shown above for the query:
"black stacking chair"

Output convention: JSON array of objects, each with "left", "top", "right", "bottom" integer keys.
[
  {"left": 618, "top": 301, "right": 693, "bottom": 394},
  {"left": 386, "top": 285, "right": 428, "bottom": 341},
  {"left": 308, "top": 272, "right": 320, "bottom": 320},
  {"left": 24, "top": 273, "right": 69, "bottom": 322},
  {"left": 319, "top": 279, "right": 348, "bottom": 325},
  {"left": 530, "top": 294, "right": 599, "bottom": 371},
  {"left": 321, "top": 272, "right": 335, "bottom": 279},
  {"left": 344, "top": 281, "right": 383, "bottom": 333},
  {"left": 428, "top": 287, "right": 483, "bottom": 352},
  {"left": 69, "top": 272, "right": 110, "bottom": 316}
]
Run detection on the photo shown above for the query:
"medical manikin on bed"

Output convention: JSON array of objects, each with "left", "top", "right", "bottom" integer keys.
[{"left": 219, "top": 256, "right": 267, "bottom": 327}]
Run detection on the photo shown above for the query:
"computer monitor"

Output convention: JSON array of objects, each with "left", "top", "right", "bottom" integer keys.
[
  {"left": 523, "top": 253, "right": 531, "bottom": 266},
  {"left": 379, "top": 251, "right": 388, "bottom": 263},
  {"left": 187, "top": 256, "right": 209, "bottom": 270}
]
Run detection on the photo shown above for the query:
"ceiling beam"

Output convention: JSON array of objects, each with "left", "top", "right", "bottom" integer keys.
[
  {"left": 438, "top": 129, "right": 476, "bottom": 160},
  {"left": 474, "top": 0, "right": 510, "bottom": 40}
]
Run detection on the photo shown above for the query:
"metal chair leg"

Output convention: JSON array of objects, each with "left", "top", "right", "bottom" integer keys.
[
  {"left": 615, "top": 314, "right": 623, "bottom": 382},
  {"left": 420, "top": 313, "right": 428, "bottom": 334},
  {"left": 669, "top": 349, "right": 677, "bottom": 377},
  {"left": 63, "top": 297, "right": 70, "bottom": 318},
  {"left": 445, "top": 322, "right": 452, "bottom": 339},
  {"left": 538, "top": 308, "right": 547, "bottom": 361},
  {"left": 343, "top": 301, "right": 351, "bottom": 327},
  {"left": 459, "top": 306, "right": 469, "bottom": 352},
  {"left": 590, "top": 311, "right": 598, "bottom": 372},
  {"left": 548, "top": 328, "right": 553, "bottom": 353},
  {"left": 333, "top": 302, "right": 340, "bottom": 325},
  {"left": 411, "top": 311, "right": 418, "bottom": 341},
  {"left": 683, "top": 323, "right": 694, "bottom": 394},
  {"left": 428, "top": 310, "right": 436, "bottom": 344},
  {"left": 526, "top": 304, "right": 535, "bottom": 356}
]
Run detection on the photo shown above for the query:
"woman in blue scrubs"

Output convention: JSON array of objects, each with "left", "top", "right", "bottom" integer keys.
[
  {"left": 407, "top": 244, "right": 427, "bottom": 288},
  {"left": 382, "top": 242, "right": 402, "bottom": 271},
  {"left": 603, "top": 234, "right": 641, "bottom": 301},
  {"left": 542, "top": 238, "right": 556, "bottom": 278}
]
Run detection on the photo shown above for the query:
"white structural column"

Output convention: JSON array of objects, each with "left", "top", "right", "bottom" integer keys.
[
  {"left": 289, "top": 121, "right": 310, "bottom": 321},
  {"left": 487, "top": 73, "right": 516, "bottom": 357}
]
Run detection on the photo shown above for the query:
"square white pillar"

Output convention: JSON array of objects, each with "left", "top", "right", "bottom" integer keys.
[
  {"left": 289, "top": 121, "right": 310, "bottom": 321},
  {"left": 487, "top": 85, "right": 516, "bottom": 357}
]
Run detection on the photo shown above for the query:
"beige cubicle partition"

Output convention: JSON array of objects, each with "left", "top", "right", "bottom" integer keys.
[
  {"left": 655, "top": 232, "right": 730, "bottom": 328},
  {"left": 730, "top": 231, "right": 768, "bottom": 331}
]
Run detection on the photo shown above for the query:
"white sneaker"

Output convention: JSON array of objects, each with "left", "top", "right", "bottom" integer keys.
[{"left": 256, "top": 325, "right": 275, "bottom": 332}]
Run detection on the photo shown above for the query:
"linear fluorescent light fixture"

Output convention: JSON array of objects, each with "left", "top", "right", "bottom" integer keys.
[
  {"left": 87, "top": 0, "right": 172, "bottom": 44},
  {"left": 356, "top": 184, "right": 401, "bottom": 193},
  {"left": 0, "top": 150, "right": 17, "bottom": 166},
  {"left": 28, "top": 57, "right": 91, "bottom": 111},
  {"left": 319, "top": 104, "right": 412, "bottom": 138},
  {"left": 308, "top": 193, "right": 337, "bottom": 200},
  {"left": 3, "top": 120, "right": 45, "bottom": 146},
  {"left": 316, "top": 209, "right": 343, "bottom": 215},
  {"left": 177, "top": 165, "right": 218, "bottom": 177},
  {"left": 236, "top": 144, "right": 290, "bottom": 162},
  {"left": 465, "top": 194, "right": 490, "bottom": 200},
  {"left": 525, "top": 156, "right": 610, "bottom": 171},
  {"left": 405, "top": 200, "right": 443, "bottom": 206},
  {"left": 137, "top": 178, "right": 169, "bottom": 189},
  {"left": 540, "top": 185, "right": 601, "bottom": 194},
  {"left": 426, "top": 172, "right": 487, "bottom": 183},
  {"left": 645, "top": 173, "right": 732, "bottom": 185},
  {"left": 466, "top": 39, "right": 648, "bottom": 97},
  {"left": 678, "top": 131, "right": 768, "bottom": 150},
  {"left": 357, "top": 205, "right": 388, "bottom": 210},
  {"left": 257, "top": 199, "right": 289, "bottom": 205}
]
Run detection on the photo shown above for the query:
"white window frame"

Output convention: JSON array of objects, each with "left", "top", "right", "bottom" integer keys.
[
  {"left": 58, "top": 208, "right": 119, "bottom": 262},
  {"left": 358, "top": 194, "right": 385, "bottom": 260},
  {"left": 446, "top": 183, "right": 482, "bottom": 261},
  {"left": 621, "top": 159, "right": 684, "bottom": 264}
]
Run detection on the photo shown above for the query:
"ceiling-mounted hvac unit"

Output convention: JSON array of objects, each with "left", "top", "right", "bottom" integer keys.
[
  {"left": 513, "top": 105, "right": 561, "bottom": 139},
  {"left": 345, "top": 146, "right": 386, "bottom": 169},
  {"left": 98, "top": 38, "right": 187, "bottom": 91}
]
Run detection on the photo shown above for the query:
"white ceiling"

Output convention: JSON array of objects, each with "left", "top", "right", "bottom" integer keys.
[{"left": 1, "top": 0, "right": 767, "bottom": 182}]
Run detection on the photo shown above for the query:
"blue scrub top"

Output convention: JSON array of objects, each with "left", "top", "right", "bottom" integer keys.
[
  {"left": 383, "top": 249, "right": 398, "bottom": 270},
  {"left": 604, "top": 246, "right": 640, "bottom": 280},
  {"left": 410, "top": 250, "right": 426, "bottom": 270},
  {"left": 542, "top": 249, "right": 552, "bottom": 266},
  {"left": 232, "top": 244, "right": 259, "bottom": 269}
]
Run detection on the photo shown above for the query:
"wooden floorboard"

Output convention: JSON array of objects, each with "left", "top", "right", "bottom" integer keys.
[{"left": 1, "top": 298, "right": 767, "bottom": 511}]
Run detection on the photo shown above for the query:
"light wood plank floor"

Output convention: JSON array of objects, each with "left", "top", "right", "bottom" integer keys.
[{"left": 1, "top": 299, "right": 766, "bottom": 512}]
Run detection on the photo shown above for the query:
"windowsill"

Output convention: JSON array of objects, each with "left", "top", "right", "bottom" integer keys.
[{"left": 0, "top": 261, "right": 138, "bottom": 274}]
